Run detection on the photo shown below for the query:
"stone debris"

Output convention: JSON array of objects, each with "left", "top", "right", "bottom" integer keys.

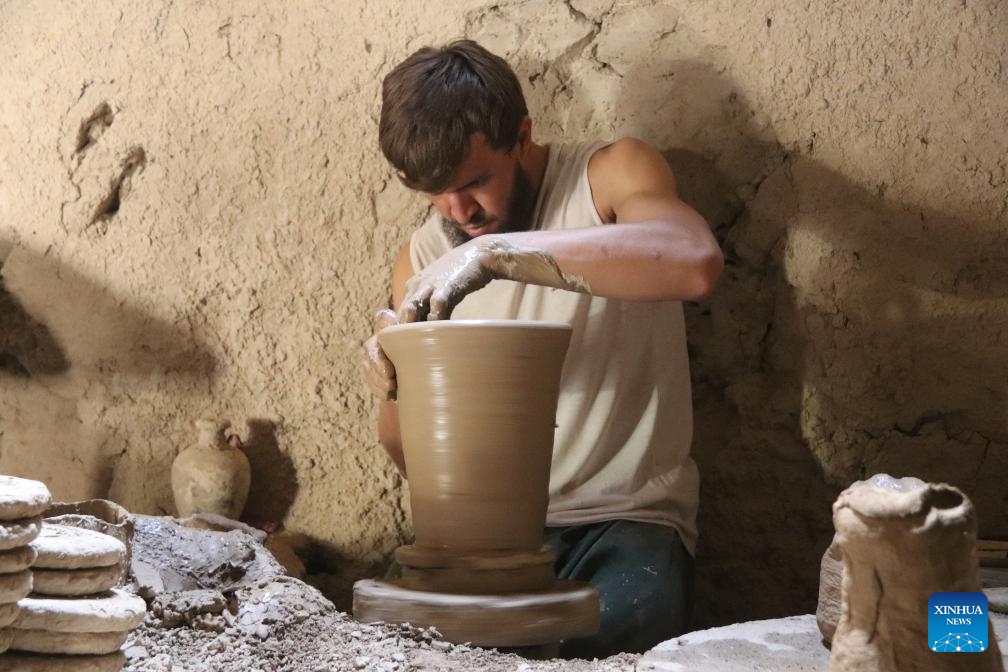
[
  {"left": 150, "top": 587, "right": 230, "bottom": 630},
  {"left": 130, "top": 514, "right": 287, "bottom": 598}
]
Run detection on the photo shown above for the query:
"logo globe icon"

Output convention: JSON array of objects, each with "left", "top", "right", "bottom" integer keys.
[{"left": 932, "top": 633, "right": 985, "bottom": 653}]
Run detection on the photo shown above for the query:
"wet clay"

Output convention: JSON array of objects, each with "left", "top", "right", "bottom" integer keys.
[
  {"left": 378, "top": 320, "right": 572, "bottom": 552},
  {"left": 395, "top": 545, "right": 557, "bottom": 595},
  {"left": 830, "top": 481, "right": 1004, "bottom": 671},
  {"left": 359, "top": 320, "right": 600, "bottom": 647}
]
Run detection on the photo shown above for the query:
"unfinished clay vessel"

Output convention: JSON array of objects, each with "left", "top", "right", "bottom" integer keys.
[
  {"left": 830, "top": 480, "right": 1003, "bottom": 671},
  {"left": 171, "top": 419, "right": 250, "bottom": 520},
  {"left": 378, "top": 320, "right": 571, "bottom": 552},
  {"left": 817, "top": 474, "right": 926, "bottom": 644}
]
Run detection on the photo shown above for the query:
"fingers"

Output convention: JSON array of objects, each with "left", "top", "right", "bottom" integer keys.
[
  {"left": 427, "top": 285, "right": 460, "bottom": 321},
  {"left": 398, "top": 285, "right": 434, "bottom": 323},
  {"left": 362, "top": 309, "right": 400, "bottom": 402},
  {"left": 361, "top": 335, "right": 396, "bottom": 401},
  {"left": 373, "top": 308, "right": 398, "bottom": 332}
]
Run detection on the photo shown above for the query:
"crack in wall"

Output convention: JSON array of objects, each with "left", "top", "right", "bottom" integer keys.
[
  {"left": 74, "top": 101, "right": 115, "bottom": 156},
  {"left": 90, "top": 146, "right": 148, "bottom": 230}
]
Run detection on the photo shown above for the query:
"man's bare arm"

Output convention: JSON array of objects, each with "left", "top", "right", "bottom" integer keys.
[{"left": 398, "top": 138, "right": 723, "bottom": 322}]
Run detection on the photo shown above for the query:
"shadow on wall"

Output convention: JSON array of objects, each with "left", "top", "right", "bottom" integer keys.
[
  {"left": 240, "top": 418, "right": 299, "bottom": 525},
  {"left": 569, "top": 56, "right": 1007, "bottom": 627},
  {"left": 0, "top": 274, "right": 69, "bottom": 378},
  {"left": 0, "top": 241, "right": 217, "bottom": 499},
  {"left": 0, "top": 242, "right": 218, "bottom": 381}
]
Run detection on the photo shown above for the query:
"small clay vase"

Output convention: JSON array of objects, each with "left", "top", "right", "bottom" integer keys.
[
  {"left": 379, "top": 320, "right": 572, "bottom": 552},
  {"left": 171, "top": 418, "right": 251, "bottom": 520}
]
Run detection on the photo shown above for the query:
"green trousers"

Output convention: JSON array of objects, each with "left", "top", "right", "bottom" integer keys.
[{"left": 544, "top": 519, "right": 694, "bottom": 659}]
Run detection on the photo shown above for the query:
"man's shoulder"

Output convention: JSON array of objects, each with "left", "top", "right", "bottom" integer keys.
[{"left": 587, "top": 137, "right": 658, "bottom": 171}]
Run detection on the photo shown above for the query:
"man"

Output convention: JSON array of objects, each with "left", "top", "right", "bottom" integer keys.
[{"left": 362, "top": 39, "right": 722, "bottom": 658}]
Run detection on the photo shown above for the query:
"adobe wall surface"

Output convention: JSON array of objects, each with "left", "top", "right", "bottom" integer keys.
[{"left": 1, "top": 0, "right": 1005, "bottom": 624}]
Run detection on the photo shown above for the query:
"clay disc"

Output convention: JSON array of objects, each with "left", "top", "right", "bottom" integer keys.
[
  {"left": 353, "top": 578, "right": 600, "bottom": 647},
  {"left": 31, "top": 564, "right": 123, "bottom": 597},
  {"left": 30, "top": 525, "right": 125, "bottom": 570},
  {"left": 0, "top": 546, "right": 37, "bottom": 574},
  {"left": 9, "top": 628, "right": 127, "bottom": 655},
  {"left": 0, "top": 518, "right": 42, "bottom": 551},
  {"left": 0, "top": 602, "right": 20, "bottom": 628},
  {"left": 0, "top": 627, "right": 12, "bottom": 654},
  {"left": 0, "top": 477, "right": 51, "bottom": 522},
  {"left": 395, "top": 544, "right": 556, "bottom": 570},
  {"left": 0, "top": 571, "right": 32, "bottom": 603},
  {"left": 0, "top": 651, "right": 126, "bottom": 672},
  {"left": 14, "top": 588, "right": 146, "bottom": 633}
]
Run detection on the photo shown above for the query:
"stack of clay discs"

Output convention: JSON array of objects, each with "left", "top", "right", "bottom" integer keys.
[
  {"left": 3, "top": 589, "right": 145, "bottom": 671},
  {"left": 5, "top": 523, "right": 143, "bottom": 669},
  {"left": 0, "top": 475, "right": 51, "bottom": 655}
]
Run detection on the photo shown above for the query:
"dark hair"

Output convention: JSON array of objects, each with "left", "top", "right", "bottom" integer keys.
[{"left": 379, "top": 40, "right": 528, "bottom": 192}]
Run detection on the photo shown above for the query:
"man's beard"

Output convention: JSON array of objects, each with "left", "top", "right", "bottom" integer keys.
[{"left": 441, "top": 162, "right": 537, "bottom": 248}]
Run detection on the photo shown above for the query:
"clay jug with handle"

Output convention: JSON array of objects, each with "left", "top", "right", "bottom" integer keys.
[{"left": 171, "top": 418, "right": 251, "bottom": 520}]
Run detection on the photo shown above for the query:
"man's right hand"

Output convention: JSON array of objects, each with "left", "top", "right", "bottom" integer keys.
[{"left": 362, "top": 309, "right": 399, "bottom": 401}]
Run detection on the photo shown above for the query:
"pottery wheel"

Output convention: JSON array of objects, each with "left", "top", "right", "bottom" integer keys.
[
  {"left": 353, "top": 578, "right": 599, "bottom": 647},
  {"left": 395, "top": 544, "right": 556, "bottom": 594}
]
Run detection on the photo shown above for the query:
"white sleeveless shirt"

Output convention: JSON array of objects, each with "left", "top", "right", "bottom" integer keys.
[{"left": 409, "top": 141, "right": 699, "bottom": 554}]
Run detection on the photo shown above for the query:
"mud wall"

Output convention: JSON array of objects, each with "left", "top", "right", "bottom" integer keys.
[{"left": 1, "top": 1, "right": 1005, "bottom": 625}]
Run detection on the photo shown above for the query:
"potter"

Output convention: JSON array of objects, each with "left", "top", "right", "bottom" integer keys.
[{"left": 363, "top": 39, "right": 722, "bottom": 658}]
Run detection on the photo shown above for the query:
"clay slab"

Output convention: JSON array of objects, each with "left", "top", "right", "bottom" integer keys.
[
  {"left": 0, "top": 602, "right": 19, "bottom": 628},
  {"left": 15, "top": 588, "right": 146, "bottom": 632},
  {"left": 9, "top": 628, "right": 128, "bottom": 655},
  {"left": 30, "top": 524, "right": 125, "bottom": 569},
  {"left": 0, "top": 546, "right": 37, "bottom": 574},
  {"left": 0, "top": 651, "right": 126, "bottom": 672},
  {"left": 0, "top": 477, "right": 51, "bottom": 522},
  {"left": 0, "top": 518, "right": 41, "bottom": 551},
  {"left": 0, "top": 570, "right": 32, "bottom": 603},
  {"left": 31, "top": 564, "right": 123, "bottom": 596}
]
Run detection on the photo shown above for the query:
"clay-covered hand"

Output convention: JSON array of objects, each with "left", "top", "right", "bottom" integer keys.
[
  {"left": 361, "top": 308, "right": 399, "bottom": 401},
  {"left": 398, "top": 236, "right": 590, "bottom": 322}
]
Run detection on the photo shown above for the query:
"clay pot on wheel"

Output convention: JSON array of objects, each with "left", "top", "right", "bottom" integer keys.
[
  {"left": 171, "top": 418, "right": 251, "bottom": 520},
  {"left": 379, "top": 320, "right": 572, "bottom": 552}
]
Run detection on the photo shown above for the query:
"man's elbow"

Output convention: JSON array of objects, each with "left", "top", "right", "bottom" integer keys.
[{"left": 682, "top": 247, "right": 723, "bottom": 301}]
